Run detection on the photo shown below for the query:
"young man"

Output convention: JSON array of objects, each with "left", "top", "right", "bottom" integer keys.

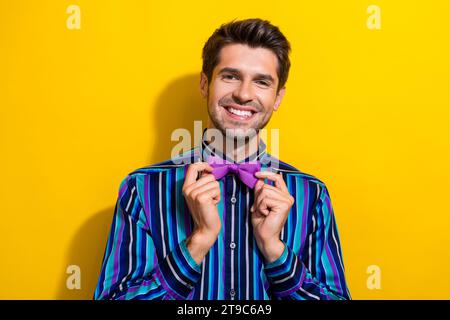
[{"left": 94, "top": 18, "right": 351, "bottom": 300}]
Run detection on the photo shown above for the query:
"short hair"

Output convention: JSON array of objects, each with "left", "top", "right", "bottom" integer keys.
[{"left": 202, "top": 18, "right": 291, "bottom": 92}]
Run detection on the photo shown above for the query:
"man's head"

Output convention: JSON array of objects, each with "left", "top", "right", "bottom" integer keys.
[{"left": 200, "top": 18, "right": 291, "bottom": 139}]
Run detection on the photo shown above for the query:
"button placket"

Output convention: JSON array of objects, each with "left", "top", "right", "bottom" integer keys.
[{"left": 230, "top": 176, "right": 237, "bottom": 300}]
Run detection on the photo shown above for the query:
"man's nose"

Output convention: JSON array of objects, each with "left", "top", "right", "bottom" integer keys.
[{"left": 232, "top": 80, "right": 254, "bottom": 104}]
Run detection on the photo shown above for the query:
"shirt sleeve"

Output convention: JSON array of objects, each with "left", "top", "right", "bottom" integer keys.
[
  {"left": 93, "top": 175, "right": 202, "bottom": 300},
  {"left": 263, "top": 183, "right": 351, "bottom": 300}
]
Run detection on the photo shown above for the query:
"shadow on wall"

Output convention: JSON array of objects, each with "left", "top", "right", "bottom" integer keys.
[
  {"left": 56, "top": 73, "right": 207, "bottom": 299},
  {"left": 56, "top": 207, "right": 114, "bottom": 299},
  {"left": 146, "top": 73, "right": 208, "bottom": 165}
]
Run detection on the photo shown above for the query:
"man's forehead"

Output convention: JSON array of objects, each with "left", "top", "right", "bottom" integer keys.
[{"left": 215, "top": 44, "right": 278, "bottom": 77}]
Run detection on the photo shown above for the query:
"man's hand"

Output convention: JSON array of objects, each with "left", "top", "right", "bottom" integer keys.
[
  {"left": 250, "top": 171, "right": 295, "bottom": 263},
  {"left": 182, "top": 162, "right": 221, "bottom": 264}
]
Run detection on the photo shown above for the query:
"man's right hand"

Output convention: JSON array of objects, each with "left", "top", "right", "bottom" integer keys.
[{"left": 182, "top": 162, "right": 222, "bottom": 264}]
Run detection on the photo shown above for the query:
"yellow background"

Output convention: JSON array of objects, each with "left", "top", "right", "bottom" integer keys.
[{"left": 1, "top": 0, "right": 449, "bottom": 299}]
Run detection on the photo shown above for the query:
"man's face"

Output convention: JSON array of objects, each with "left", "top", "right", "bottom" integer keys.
[{"left": 200, "top": 44, "right": 286, "bottom": 139}]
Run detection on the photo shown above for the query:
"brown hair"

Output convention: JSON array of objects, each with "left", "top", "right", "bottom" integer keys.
[{"left": 202, "top": 18, "right": 291, "bottom": 92}]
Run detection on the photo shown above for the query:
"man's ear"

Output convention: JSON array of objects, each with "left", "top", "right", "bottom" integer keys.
[
  {"left": 200, "top": 72, "right": 209, "bottom": 99},
  {"left": 273, "top": 86, "right": 286, "bottom": 111}
]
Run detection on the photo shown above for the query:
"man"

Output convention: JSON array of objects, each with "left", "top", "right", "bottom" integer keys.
[{"left": 94, "top": 18, "right": 351, "bottom": 300}]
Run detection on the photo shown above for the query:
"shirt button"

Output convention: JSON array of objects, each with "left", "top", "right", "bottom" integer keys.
[
  {"left": 230, "top": 242, "right": 236, "bottom": 249},
  {"left": 230, "top": 197, "right": 237, "bottom": 204},
  {"left": 230, "top": 289, "right": 236, "bottom": 297}
]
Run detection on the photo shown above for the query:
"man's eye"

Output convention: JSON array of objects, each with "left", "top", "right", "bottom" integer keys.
[
  {"left": 256, "top": 80, "right": 270, "bottom": 87},
  {"left": 222, "top": 74, "right": 238, "bottom": 80}
]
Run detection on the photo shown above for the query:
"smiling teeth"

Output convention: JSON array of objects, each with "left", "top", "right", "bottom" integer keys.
[{"left": 228, "top": 107, "right": 252, "bottom": 117}]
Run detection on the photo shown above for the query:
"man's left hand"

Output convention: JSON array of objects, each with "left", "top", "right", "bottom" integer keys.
[{"left": 250, "top": 171, "right": 295, "bottom": 263}]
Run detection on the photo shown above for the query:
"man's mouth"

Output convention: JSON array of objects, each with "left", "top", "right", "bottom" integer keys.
[{"left": 222, "top": 104, "right": 257, "bottom": 120}]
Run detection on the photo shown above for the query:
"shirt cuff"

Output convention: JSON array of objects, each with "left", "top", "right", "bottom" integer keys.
[
  {"left": 264, "top": 243, "right": 307, "bottom": 297},
  {"left": 155, "top": 239, "right": 202, "bottom": 299}
]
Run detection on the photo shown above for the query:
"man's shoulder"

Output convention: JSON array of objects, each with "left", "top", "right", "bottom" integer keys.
[
  {"left": 126, "top": 148, "right": 199, "bottom": 177},
  {"left": 115, "top": 156, "right": 192, "bottom": 197},
  {"left": 130, "top": 159, "right": 187, "bottom": 175},
  {"left": 268, "top": 156, "right": 327, "bottom": 188}
]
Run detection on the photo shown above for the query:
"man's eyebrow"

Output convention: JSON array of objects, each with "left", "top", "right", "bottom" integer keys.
[
  {"left": 254, "top": 73, "right": 275, "bottom": 83},
  {"left": 218, "top": 67, "right": 275, "bottom": 83},
  {"left": 218, "top": 67, "right": 241, "bottom": 75}
]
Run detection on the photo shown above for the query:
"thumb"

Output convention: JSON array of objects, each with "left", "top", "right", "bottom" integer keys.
[
  {"left": 251, "top": 180, "right": 265, "bottom": 212},
  {"left": 254, "top": 179, "right": 264, "bottom": 194}
]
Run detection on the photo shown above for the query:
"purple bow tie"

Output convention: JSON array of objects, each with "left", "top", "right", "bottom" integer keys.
[{"left": 207, "top": 155, "right": 261, "bottom": 189}]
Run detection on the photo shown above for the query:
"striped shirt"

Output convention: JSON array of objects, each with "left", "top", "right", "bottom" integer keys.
[{"left": 94, "top": 138, "right": 351, "bottom": 300}]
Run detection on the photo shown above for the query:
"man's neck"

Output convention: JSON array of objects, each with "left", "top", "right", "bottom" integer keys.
[{"left": 204, "top": 126, "right": 260, "bottom": 163}]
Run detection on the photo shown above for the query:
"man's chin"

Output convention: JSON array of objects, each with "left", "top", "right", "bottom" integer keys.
[{"left": 223, "top": 127, "right": 259, "bottom": 140}]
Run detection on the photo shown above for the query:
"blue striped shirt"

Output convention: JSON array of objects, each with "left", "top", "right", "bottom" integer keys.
[{"left": 94, "top": 139, "right": 351, "bottom": 300}]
